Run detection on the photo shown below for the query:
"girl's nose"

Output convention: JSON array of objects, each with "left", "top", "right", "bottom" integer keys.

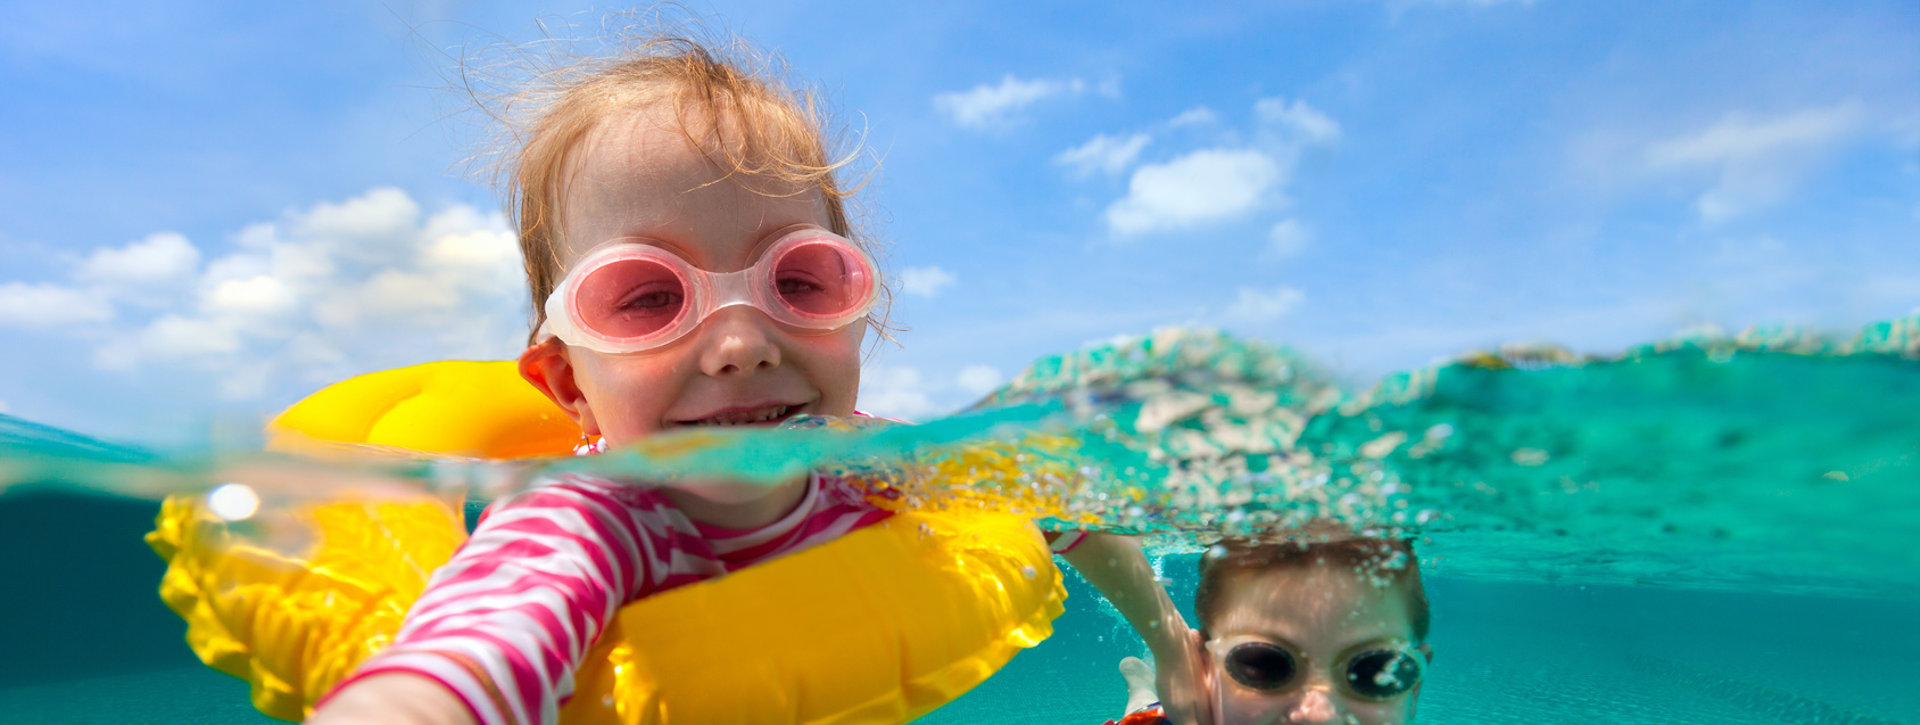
[
  {"left": 1282, "top": 685, "right": 1344, "bottom": 724},
  {"left": 695, "top": 306, "right": 782, "bottom": 376}
]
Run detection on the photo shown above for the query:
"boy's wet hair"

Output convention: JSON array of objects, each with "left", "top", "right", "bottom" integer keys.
[
  {"left": 1195, "top": 537, "right": 1431, "bottom": 642},
  {"left": 491, "top": 32, "right": 887, "bottom": 343}
]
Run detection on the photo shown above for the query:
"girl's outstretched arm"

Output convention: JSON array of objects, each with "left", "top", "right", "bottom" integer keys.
[{"left": 1056, "top": 532, "right": 1216, "bottom": 725}]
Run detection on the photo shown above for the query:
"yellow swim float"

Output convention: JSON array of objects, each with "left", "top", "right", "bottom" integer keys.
[{"left": 148, "top": 360, "right": 1066, "bottom": 723}]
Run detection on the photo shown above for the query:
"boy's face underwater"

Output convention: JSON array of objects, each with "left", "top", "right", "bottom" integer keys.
[
  {"left": 1205, "top": 564, "right": 1427, "bottom": 725},
  {"left": 527, "top": 108, "right": 866, "bottom": 446}
]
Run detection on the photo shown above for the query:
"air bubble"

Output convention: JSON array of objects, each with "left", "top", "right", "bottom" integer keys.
[{"left": 206, "top": 483, "right": 261, "bottom": 522}]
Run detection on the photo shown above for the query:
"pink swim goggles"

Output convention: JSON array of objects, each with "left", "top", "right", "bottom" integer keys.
[{"left": 537, "top": 226, "right": 879, "bottom": 355}]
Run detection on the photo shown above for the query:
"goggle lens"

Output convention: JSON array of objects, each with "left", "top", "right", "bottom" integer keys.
[
  {"left": 1221, "top": 642, "right": 1423, "bottom": 700},
  {"left": 573, "top": 256, "right": 689, "bottom": 341},
  {"left": 1343, "top": 649, "right": 1422, "bottom": 700},
  {"left": 772, "top": 241, "right": 872, "bottom": 319},
  {"left": 546, "top": 229, "right": 879, "bottom": 354},
  {"left": 1224, "top": 642, "right": 1299, "bottom": 691}
]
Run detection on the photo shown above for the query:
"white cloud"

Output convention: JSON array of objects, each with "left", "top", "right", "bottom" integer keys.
[
  {"left": 1105, "top": 148, "right": 1283, "bottom": 236},
  {"left": 1647, "top": 106, "right": 1862, "bottom": 166},
  {"left": 1055, "top": 133, "right": 1153, "bottom": 177},
  {"left": 955, "top": 364, "right": 1004, "bottom": 396},
  {"left": 0, "top": 399, "right": 10, "bottom": 415},
  {"left": 900, "top": 266, "right": 957, "bottom": 298},
  {"left": 1256, "top": 97, "right": 1342, "bottom": 145},
  {"left": 1267, "top": 219, "right": 1310, "bottom": 259},
  {"left": 138, "top": 315, "right": 243, "bottom": 359},
  {"left": 1092, "top": 97, "right": 1341, "bottom": 238},
  {"left": 359, "top": 270, "right": 462, "bottom": 316},
  {"left": 203, "top": 275, "right": 297, "bottom": 317},
  {"left": 0, "top": 187, "right": 526, "bottom": 402},
  {"left": 1169, "top": 107, "right": 1218, "bottom": 128},
  {"left": 77, "top": 232, "right": 200, "bottom": 285},
  {"left": 934, "top": 75, "right": 1088, "bottom": 130},
  {"left": 1227, "top": 286, "right": 1306, "bottom": 323},
  {"left": 1644, "top": 104, "right": 1865, "bottom": 222},
  {"left": 295, "top": 187, "right": 423, "bottom": 261},
  {"left": 0, "top": 282, "right": 114, "bottom": 327},
  {"left": 858, "top": 366, "right": 943, "bottom": 421}
]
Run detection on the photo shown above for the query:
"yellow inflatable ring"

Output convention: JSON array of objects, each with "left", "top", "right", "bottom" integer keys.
[{"left": 148, "top": 360, "right": 1067, "bottom": 723}]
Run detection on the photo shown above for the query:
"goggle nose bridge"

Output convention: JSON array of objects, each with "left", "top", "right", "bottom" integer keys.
[{"left": 703, "top": 266, "right": 763, "bottom": 314}]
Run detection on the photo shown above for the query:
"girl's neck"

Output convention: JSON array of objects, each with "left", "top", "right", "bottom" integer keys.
[{"left": 661, "top": 475, "right": 811, "bottom": 530}]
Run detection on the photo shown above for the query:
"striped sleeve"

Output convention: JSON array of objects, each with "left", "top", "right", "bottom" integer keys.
[
  {"left": 323, "top": 476, "right": 676, "bottom": 725},
  {"left": 321, "top": 473, "right": 890, "bottom": 725},
  {"left": 1048, "top": 529, "right": 1090, "bottom": 554}
]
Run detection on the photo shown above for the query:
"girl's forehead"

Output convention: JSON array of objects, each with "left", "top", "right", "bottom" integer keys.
[{"left": 555, "top": 110, "right": 829, "bottom": 268}]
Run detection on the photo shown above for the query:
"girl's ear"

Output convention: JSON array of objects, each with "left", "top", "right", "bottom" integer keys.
[
  {"left": 1409, "top": 643, "right": 1433, "bottom": 714},
  {"left": 519, "top": 339, "right": 600, "bottom": 436}
]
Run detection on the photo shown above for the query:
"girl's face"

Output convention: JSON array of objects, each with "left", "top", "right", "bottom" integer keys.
[
  {"left": 519, "top": 108, "right": 865, "bottom": 446},
  {"left": 1205, "top": 565, "right": 1426, "bottom": 725}
]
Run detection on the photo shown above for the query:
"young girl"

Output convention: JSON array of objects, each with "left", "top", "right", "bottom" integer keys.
[
  {"left": 309, "top": 36, "right": 896, "bottom": 725},
  {"left": 310, "top": 34, "right": 1189, "bottom": 725}
]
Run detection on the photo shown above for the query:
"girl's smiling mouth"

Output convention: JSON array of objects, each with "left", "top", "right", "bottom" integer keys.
[{"left": 678, "top": 403, "right": 801, "bottom": 427}]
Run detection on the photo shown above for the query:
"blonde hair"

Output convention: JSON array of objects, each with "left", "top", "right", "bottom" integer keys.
[{"left": 489, "top": 33, "right": 887, "bottom": 343}]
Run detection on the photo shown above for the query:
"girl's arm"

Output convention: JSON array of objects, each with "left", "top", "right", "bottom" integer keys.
[
  {"left": 310, "top": 477, "right": 659, "bottom": 725},
  {"left": 308, "top": 673, "right": 474, "bottom": 725},
  {"left": 1055, "top": 533, "right": 1186, "bottom": 654},
  {"left": 1054, "top": 532, "right": 1215, "bottom": 725}
]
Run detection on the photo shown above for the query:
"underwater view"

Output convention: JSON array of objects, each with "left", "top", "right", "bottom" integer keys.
[
  {"left": 4, "top": 2, "right": 1919, "bottom": 724},
  {"left": 2, "top": 319, "right": 1917, "bottom": 723}
]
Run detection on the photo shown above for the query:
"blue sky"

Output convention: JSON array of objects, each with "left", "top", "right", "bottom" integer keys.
[{"left": 2, "top": 1, "right": 1916, "bottom": 446}]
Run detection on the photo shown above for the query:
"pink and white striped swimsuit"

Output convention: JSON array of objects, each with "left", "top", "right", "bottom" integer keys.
[{"left": 323, "top": 471, "right": 894, "bottom": 725}]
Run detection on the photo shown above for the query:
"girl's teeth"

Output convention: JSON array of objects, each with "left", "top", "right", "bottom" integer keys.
[{"left": 697, "top": 406, "right": 789, "bottom": 426}]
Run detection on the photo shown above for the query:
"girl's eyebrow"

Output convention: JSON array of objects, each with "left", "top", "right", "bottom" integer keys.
[
  {"left": 592, "top": 234, "right": 691, "bottom": 263},
  {"left": 596, "top": 220, "right": 821, "bottom": 271}
]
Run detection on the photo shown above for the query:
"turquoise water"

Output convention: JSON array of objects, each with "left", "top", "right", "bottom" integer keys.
[{"left": 1, "top": 319, "right": 1917, "bottom": 723}]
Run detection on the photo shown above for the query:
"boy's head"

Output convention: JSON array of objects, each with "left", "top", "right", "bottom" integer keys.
[
  {"left": 508, "top": 36, "right": 882, "bottom": 446},
  {"left": 1194, "top": 537, "right": 1431, "bottom": 725}
]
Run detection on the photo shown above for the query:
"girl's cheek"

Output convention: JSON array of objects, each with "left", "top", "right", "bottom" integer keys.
[{"left": 818, "top": 327, "right": 867, "bottom": 398}]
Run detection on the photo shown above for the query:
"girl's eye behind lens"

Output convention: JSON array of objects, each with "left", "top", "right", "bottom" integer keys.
[
  {"left": 775, "top": 274, "right": 828, "bottom": 299},
  {"left": 774, "top": 245, "right": 859, "bottom": 315},
  {"left": 578, "top": 258, "right": 686, "bottom": 337},
  {"left": 602, "top": 284, "right": 683, "bottom": 335},
  {"left": 1344, "top": 650, "right": 1421, "bottom": 700},
  {"left": 1225, "top": 643, "right": 1298, "bottom": 690},
  {"left": 620, "top": 289, "right": 682, "bottom": 311}
]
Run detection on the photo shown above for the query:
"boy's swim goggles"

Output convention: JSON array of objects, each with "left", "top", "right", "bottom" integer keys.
[
  {"left": 538, "top": 226, "right": 879, "bottom": 355},
  {"left": 1209, "top": 636, "right": 1425, "bottom": 701}
]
